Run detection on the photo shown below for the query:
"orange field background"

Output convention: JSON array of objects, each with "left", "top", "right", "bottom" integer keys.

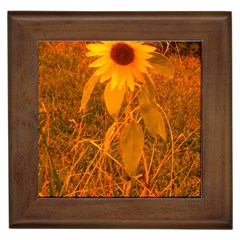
[{"left": 38, "top": 42, "right": 201, "bottom": 198}]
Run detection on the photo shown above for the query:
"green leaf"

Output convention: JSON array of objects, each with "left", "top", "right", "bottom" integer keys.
[
  {"left": 120, "top": 122, "right": 144, "bottom": 178},
  {"left": 149, "top": 52, "right": 175, "bottom": 77},
  {"left": 139, "top": 74, "right": 157, "bottom": 105},
  {"left": 139, "top": 75, "right": 167, "bottom": 141},
  {"left": 80, "top": 74, "right": 100, "bottom": 112},
  {"left": 104, "top": 82, "right": 125, "bottom": 121},
  {"left": 140, "top": 103, "right": 166, "bottom": 141}
]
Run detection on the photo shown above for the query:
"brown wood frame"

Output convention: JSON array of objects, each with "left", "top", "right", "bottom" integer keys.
[{"left": 8, "top": 11, "right": 232, "bottom": 229}]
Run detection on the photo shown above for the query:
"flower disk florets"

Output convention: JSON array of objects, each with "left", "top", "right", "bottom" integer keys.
[{"left": 110, "top": 43, "right": 134, "bottom": 65}]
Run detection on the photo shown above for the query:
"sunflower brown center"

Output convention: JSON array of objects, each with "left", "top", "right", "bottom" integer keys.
[{"left": 110, "top": 43, "right": 134, "bottom": 65}]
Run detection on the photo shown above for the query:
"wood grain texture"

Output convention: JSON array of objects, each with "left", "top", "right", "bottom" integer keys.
[{"left": 8, "top": 11, "right": 232, "bottom": 229}]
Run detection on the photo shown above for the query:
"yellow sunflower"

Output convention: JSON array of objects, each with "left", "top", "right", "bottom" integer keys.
[{"left": 86, "top": 41, "right": 156, "bottom": 91}]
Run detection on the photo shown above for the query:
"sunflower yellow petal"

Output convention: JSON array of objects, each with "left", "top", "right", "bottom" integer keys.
[
  {"left": 131, "top": 67, "right": 145, "bottom": 83},
  {"left": 134, "top": 48, "right": 153, "bottom": 59},
  {"left": 127, "top": 77, "right": 135, "bottom": 92},
  {"left": 125, "top": 68, "right": 135, "bottom": 91},
  {"left": 128, "top": 42, "right": 155, "bottom": 52},
  {"left": 117, "top": 66, "right": 127, "bottom": 90},
  {"left": 86, "top": 43, "right": 110, "bottom": 56},
  {"left": 111, "top": 66, "right": 120, "bottom": 90},
  {"left": 87, "top": 41, "right": 156, "bottom": 92},
  {"left": 94, "top": 61, "right": 114, "bottom": 75},
  {"left": 99, "top": 64, "right": 115, "bottom": 83},
  {"left": 102, "top": 42, "right": 115, "bottom": 47},
  {"left": 137, "top": 44, "right": 156, "bottom": 52},
  {"left": 86, "top": 51, "right": 104, "bottom": 57},
  {"left": 87, "top": 43, "right": 110, "bottom": 52},
  {"left": 141, "top": 59, "right": 154, "bottom": 68},
  {"left": 89, "top": 55, "right": 110, "bottom": 68},
  {"left": 134, "top": 58, "right": 148, "bottom": 73}
]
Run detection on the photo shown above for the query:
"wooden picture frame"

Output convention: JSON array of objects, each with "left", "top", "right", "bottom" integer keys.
[{"left": 8, "top": 11, "right": 232, "bottom": 229}]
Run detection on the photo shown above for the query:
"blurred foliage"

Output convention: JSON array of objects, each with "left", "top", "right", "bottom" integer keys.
[{"left": 153, "top": 42, "right": 201, "bottom": 57}]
